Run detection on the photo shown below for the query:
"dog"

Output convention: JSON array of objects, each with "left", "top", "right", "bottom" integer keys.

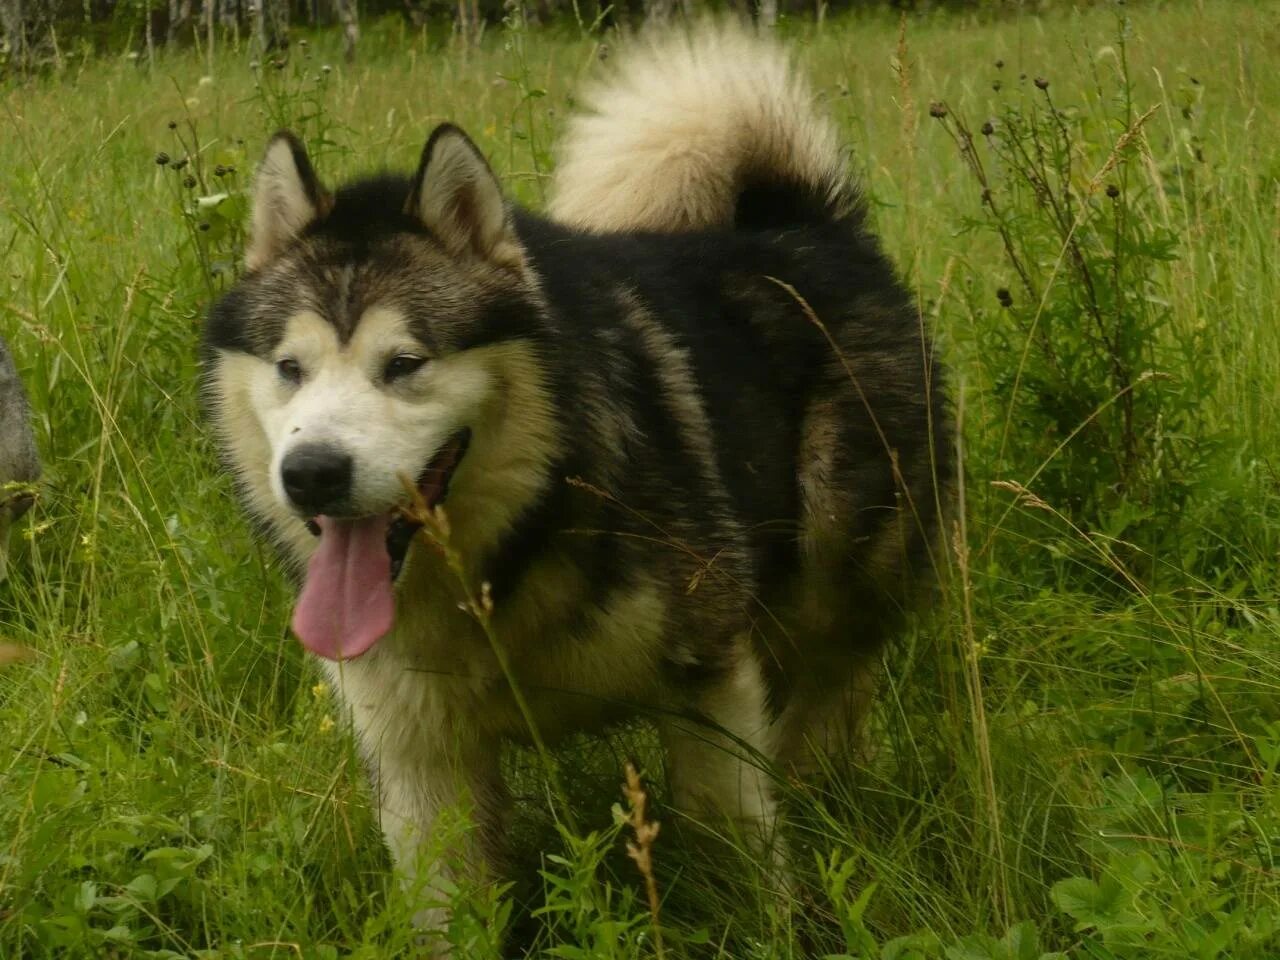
[
  {"left": 0, "top": 334, "right": 40, "bottom": 583},
  {"left": 202, "top": 21, "right": 948, "bottom": 949}
]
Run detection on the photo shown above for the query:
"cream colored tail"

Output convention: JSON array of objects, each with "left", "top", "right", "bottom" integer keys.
[{"left": 548, "top": 21, "right": 856, "bottom": 234}]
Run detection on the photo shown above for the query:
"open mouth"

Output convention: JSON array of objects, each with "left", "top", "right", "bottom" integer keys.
[
  {"left": 290, "top": 428, "right": 471, "bottom": 662},
  {"left": 386, "top": 427, "right": 471, "bottom": 580}
]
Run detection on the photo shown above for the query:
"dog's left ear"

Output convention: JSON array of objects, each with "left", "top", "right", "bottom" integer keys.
[
  {"left": 246, "top": 131, "right": 332, "bottom": 271},
  {"left": 407, "top": 125, "right": 522, "bottom": 269}
]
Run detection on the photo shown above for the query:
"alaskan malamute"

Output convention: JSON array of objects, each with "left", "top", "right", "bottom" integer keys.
[{"left": 203, "top": 22, "right": 948, "bottom": 946}]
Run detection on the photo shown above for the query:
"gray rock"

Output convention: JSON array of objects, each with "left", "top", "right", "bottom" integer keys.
[{"left": 0, "top": 334, "right": 41, "bottom": 581}]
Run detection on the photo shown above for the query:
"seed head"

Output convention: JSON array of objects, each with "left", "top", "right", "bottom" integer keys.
[
  {"left": 996, "top": 288, "right": 1013, "bottom": 308},
  {"left": 213, "top": 164, "right": 227, "bottom": 177},
  {"left": 183, "top": 175, "right": 197, "bottom": 189},
  {"left": 1034, "top": 76, "right": 1049, "bottom": 90},
  {"left": 995, "top": 59, "right": 1004, "bottom": 69},
  {"left": 155, "top": 152, "right": 170, "bottom": 166},
  {"left": 928, "top": 101, "right": 947, "bottom": 119},
  {"left": 172, "top": 158, "right": 188, "bottom": 171},
  {"left": 981, "top": 120, "right": 994, "bottom": 136},
  {"left": 167, "top": 120, "right": 178, "bottom": 130},
  {"left": 1106, "top": 184, "right": 1120, "bottom": 199},
  {"left": 198, "top": 221, "right": 211, "bottom": 232},
  {"left": 992, "top": 80, "right": 1003, "bottom": 92}
]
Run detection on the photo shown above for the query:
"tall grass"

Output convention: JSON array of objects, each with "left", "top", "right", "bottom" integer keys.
[{"left": 2, "top": 2, "right": 1279, "bottom": 956}]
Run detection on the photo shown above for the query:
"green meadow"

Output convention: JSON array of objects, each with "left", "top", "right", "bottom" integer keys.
[{"left": 3, "top": 1, "right": 1280, "bottom": 956}]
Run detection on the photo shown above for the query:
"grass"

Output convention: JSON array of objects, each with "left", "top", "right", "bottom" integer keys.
[{"left": 3, "top": 1, "right": 1280, "bottom": 956}]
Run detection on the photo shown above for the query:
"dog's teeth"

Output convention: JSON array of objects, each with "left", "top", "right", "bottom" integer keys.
[{"left": 305, "top": 519, "right": 321, "bottom": 537}]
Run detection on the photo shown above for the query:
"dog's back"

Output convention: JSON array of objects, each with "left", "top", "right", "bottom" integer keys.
[{"left": 548, "top": 22, "right": 949, "bottom": 770}]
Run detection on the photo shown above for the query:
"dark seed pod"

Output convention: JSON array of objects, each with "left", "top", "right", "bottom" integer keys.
[
  {"left": 981, "top": 121, "right": 994, "bottom": 136},
  {"left": 995, "top": 59, "right": 1004, "bottom": 69},
  {"left": 183, "top": 175, "right": 197, "bottom": 189},
  {"left": 996, "top": 288, "right": 1013, "bottom": 308},
  {"left": 928, "top": 101, "right": 947, "bottom": 119},
  {"left": 155, "top": 152, "right": 170, "bottom": 166},
  {"left": 198, "top": 221, "right": 211, "bottom": 232},
  {"left": 167, "top": 120, "right": 178, "bottom": 130},
  {"left": 214, "top": 164, "right": 227, "bottom": 177},
  {"left": 1106, "top": 184, "right": 1120, "bottom": 199},
  {"left": 1034, "top": 76, "right": 1049, "bottom": 90},
  {"left": 993, "top": 80, "right": 1003, "bottom": 92}
]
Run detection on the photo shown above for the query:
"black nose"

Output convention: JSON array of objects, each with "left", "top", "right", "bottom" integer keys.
[{"left": 281, "top": 444, "right": 354, "bottom": 516}]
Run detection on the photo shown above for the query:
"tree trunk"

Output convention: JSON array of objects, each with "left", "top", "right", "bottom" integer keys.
[
  {"left": 167, "top": 0, "right": 191, "bottom": 46},
  {"left": 205, "top": 0, "right": 215, "bottom": 70},
  {"left": 0, "top": 0, "right": 29, "bottom": 72},
  {"left": 255, "top": 0, "right": 287, "bottom": 53},
  {"left": 218, "top": 0, "right": 237, "bottom": 35},
  {"left": 333, "top": 0, "right": 356, "bottom": 61},
  {"left": 144, "top": 0, "right": 154, "bottom": 65},
  {"left": 455, "top": 0, "right": 478, "bottom": 46}
]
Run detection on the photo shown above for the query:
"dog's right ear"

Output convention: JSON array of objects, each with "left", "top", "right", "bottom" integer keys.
[
  {"left": 406, "top": 124, "right": 523, "bottom": 270},
  {"left": 245, "top": 132, "right": 332, "bottom": 271}
]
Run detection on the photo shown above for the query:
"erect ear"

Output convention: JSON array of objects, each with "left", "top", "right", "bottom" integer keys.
[
  {"left": 245, "top": 131, "right": 332, "bottom": 271},
  {"left": 406, "top": 124, "right": 522, "bottom": 269}
]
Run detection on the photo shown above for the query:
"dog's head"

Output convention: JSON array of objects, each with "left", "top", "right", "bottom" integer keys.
[{"left": 204, "top": 126, "right": 560, "bottom": 660}]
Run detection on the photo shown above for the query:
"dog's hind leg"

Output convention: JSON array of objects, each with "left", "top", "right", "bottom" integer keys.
[
  {"left": 658, "top": 645, "right": 784, "bottom": 865},
  {"left": 771, "top": 657, "right": 878, "bottom": 781}
]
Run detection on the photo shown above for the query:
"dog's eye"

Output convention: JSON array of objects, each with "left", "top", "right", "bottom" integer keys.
[
  {"left": 384, "top": 354, "right": 428, "bottom": 383},
  {"left": 276, "top": 357, "right": 303, "bottom": 385}
]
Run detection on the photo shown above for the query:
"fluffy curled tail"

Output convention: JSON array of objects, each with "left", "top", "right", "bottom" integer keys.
[{"left": 547, "top": 21, "right": 859, "bottom": 234}]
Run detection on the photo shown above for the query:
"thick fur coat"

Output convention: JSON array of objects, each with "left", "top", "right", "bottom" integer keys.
[{"left": 202, "top": 21, "right": 949, "bottom": 951}]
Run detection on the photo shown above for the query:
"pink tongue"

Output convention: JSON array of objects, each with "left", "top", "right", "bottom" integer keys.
[{"left": 291, "top": 515, "right": 395, "bottom": 660}]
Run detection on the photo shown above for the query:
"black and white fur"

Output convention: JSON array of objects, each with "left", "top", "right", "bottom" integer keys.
[{"left": 203, "top": 21, "right": 948, "bottom": 952}]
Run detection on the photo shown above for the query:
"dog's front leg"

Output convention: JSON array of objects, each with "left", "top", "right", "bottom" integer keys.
[
  {"left": 374, "top": 741, "right": 508, "bottom": 957},
  {"left": 659, "top": 645, "right": 783, "bottom": 861}
]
